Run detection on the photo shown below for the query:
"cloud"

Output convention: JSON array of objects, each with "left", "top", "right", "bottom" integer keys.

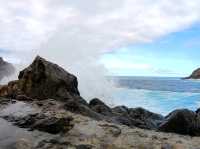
[
  {"left": 1, "top": 0, "right": 200, "bottom": 101},
  {"left": 0, "top": 0, "right": 200, "bottom": 55}
]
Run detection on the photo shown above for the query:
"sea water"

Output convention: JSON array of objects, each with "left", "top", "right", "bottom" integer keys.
[{"left": 112, "top": 77, "right": 200, "bottom": 116}]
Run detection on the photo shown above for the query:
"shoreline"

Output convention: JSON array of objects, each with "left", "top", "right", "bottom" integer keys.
[{"left": 0, "top": 56, "right": 200, "bottom": 148}]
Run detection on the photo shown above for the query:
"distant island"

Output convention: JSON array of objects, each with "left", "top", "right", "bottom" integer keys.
[{"left": 183, "top": 68, "right": 200, "bottom": 79}]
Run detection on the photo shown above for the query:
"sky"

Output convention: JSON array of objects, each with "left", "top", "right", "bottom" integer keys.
[
  {"left": 101, "top": 24, "right": 200, "bottom": 76},
  {"left": 1, "top": 0, "right": 200, "bottom": 77}
]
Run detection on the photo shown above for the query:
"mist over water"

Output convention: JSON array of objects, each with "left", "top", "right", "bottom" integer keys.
[
  {"left": 2, "top": 0, "right": 200, "bottom": 107},
  {"left": 1, "top": 25, "right": 116, "bottom": 105},
  {"left": 37, "top": 27, "right": 116, "bottom": 103}
]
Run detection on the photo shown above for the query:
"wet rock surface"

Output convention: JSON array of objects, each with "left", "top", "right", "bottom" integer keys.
[{"left": 159, "top": 109, "right": 200, "bottom": 136}]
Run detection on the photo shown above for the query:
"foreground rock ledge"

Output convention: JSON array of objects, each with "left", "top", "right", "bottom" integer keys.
[{"left": 1, "top": 100, "right": 200, "bottom": 149}]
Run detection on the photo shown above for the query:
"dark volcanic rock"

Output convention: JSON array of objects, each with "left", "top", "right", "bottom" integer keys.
[
  {"left": 127, "top": 107, "right": 164, "bottom": 129},
  {"left": 129, "top": 107, "right": 164, "bottom": 121},
  {"left": 159, "top": 109, "right": 200, "bottom": 136},
  {"left": 4, "top": 113, "right": 74, "bottom": 134},
  {"left": 0, "top": 57, "right": 15, "bottom": 81},
  {"left": 184, "top": 67, "right": 200, "bottom": 79},
  {"left": 0, "top": 56, "right": 167, "bottom": 132},
  {"left": 89, "top": 99, "right": 164, "bottom": 129},
  {"left": 89, "top": 98, "right": 113, "bottom": 116},
  {"left": 112, "top": 106, "right": 129, "bottom": 115},
  {"left": 17, "top": 56, "right": 80, "bottom": 100},
  {"left": 31, "top": 117, "right": 73, "bottom": 134},
  {"left": 196, "top": 108, "right": 200, "bottom": 114},
  {"left": 111, "top": 107, "right": 164, "bottom": 129},
  {"left": 63, "top": 99, "right": 103, "bottom": 120},
  {"left": 15, "top": 95, "right": 33, "bottom": 101},
  {"left": 0, "top": 56, "right": 80, "bottom": 100}
]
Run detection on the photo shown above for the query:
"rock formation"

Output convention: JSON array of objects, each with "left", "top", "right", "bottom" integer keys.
[
  {"left": 184, "top": 67, "right": 200, "bottom": 79},
  {"left": 159, "top": 109, "right": 200, "bottom": 136},
  {"left": 1, "top": 99, "right": 200, "bottom": 149},
  {"left": 0, "top": 56, "right": 79, "bottom": 100},
  {"left": 0, "top": 55, "right": 200, "bottom": 149},
  {"left": 0, "top": 56, "right": 164, "bottom": 130},
  {"left": 0, "top": 57, "right": 15, "bottom": 81}
]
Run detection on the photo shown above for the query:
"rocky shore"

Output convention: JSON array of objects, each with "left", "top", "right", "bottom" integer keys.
[{"left": 0, "top": 56, "right": 200, "bottom": 149}]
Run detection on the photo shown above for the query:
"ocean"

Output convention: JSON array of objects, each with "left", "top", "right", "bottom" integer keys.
[{"left": 112, "top": 76, "right": 200, "bottom": 116}]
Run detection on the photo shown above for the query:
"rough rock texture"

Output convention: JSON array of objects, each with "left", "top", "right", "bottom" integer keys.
[
  {"left": 159, "top": 109, "right": 200, "bottom": 136},
  {"left": 4, "top": 114, "right": 74, "bottom": 134},
  {"left": 0, "top": 56, "right": 164, "bottom": 130},
  {"left": 184, "top": 67, "right": 200, "bottom": 79},
  {"left": 0, "top": 57, "right": 15, "bottom": 81},
  {"left": 63, "top": 99, "right": 104, "bottom": 120},
  {"left": 89, "top": 98, "right": 113, "bottom": 116},
  {"left": 1, "top": 100, "right": 200, "bottom": 149},
  {"left": 1, "top": 55, "right": 200, "bottom": 142},
  {"left": 128, "top": 107, "right": 164, "bottom": 129},
  {"left": 0, "top": 56, "right": 79, "bottom": 100}
]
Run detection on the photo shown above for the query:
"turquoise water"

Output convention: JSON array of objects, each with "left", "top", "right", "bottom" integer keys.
[{"left": 112, "top": 77, "right": 200, "bottom": 115}]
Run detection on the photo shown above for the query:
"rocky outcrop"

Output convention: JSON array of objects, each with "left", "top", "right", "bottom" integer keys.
[
  {"left": 0, "top": 56, "right": 164, "bottom": 130},
  {"left": 129, "top": 107, "right": 164, "bottom": 129},
  {"left": 1, "top": 55, "right": 200, "bottom": 138},
  {"left": 184, "top": 68, "right": 200, "bottom": 79},
  {"left": 3, "top": 113, "right": 74, "bottom": 134},
  {"left": 1, "top": 100, "right": 200, "bottom": 149},
  {"left": 0, "top": 56, "right": 79, "bottom": 100},
  {"left": 0, "top": 57, "right": 15, "bottom": 81},
  {"left": 159, "top": 109, "right": 200, "bottom": 136},
  {"left": 89, "top": 98, "right": 113, "bottom": 116},
  {"left": 63, "top": 99, "right": 104, "bottom": 120},
  {"left": 88, "top": 99, "right": 164, "bottom": 129}
]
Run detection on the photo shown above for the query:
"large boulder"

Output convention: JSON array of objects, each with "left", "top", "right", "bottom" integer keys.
[
  {"left": 63, "top": 99, "right": 104, "bottom": 120},
  {"left": 89, "top": 98, "right": 113, "bottom": 116},
  {"left": 112, "top": 106, "right": 129, "bottom": 116},
  {"left": 129, "top": 107, "right": 164, "bottom": 121},
  {"left": 0, "top": 56, "right": 80, "bottom": 100},
  {"left": 159, "top": 109, "right": 200, "bottom": 136},
  {"left": 0, "top": 57, "right": 15, "bottom": 81},
  {"left": 128, "top": 107, "right": 164, "bottom": 129}
]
